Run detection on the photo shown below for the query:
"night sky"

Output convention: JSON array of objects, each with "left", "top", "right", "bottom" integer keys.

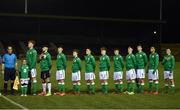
[{"left": 0, "top": 0, "right": 179, "bottom": 43}]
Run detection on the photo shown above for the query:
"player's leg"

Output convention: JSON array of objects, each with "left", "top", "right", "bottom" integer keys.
[
  {"left": 46, "top": 71, "right": 52, "bottom": 96},
  {"left": 85, "top": 73, "right": 90, "bottom": 93},
  {"left": 169, "top": 72, "right": 175, "bottom": 93},
  {"left": 100, "top": 71, "right": 105, "bottom": 93},
  {"left": 27, "top": 71, "right": 31, "bottom": 94},
  {"left": 153, "top": 70, "right": 159, "bottom": 95},
  {"left": 76, "top": 71, "right": 81, "bottom": 94},
  {"left": 21, "top": 79, "right": 24, "bottom": 96},
  {"left": 141, "top": 69, "right": 145, "bottom": 93},
  {"left": 136, "top": 69, "right": 141, "bottom": 93},
  {"left": 104, "top": 71, "right": 109, "bottom": 94},
  {"left": 164, "top": 71, "right": 169, "bottom": 93},
  {"left": 148, "top": 69, "right": 153, "bottom": 93},
  {"left": 31, "top": 69, "right": 37, "bottom": 95},
  {"left": 130, "top": 69, "right": 136, "bottom": 94},
  {"left": 24, "top": 79, "right": 28, "bottom": 96},
  {"left": 114, "top": 72, "right": 119, "bottom": 93},
  {"left": 41, "top": 72, "right": 46, "bottom": 95},
  {"left": 10, "top": 68, "right": 16, "bottom": 95},
  {"left": 126, "top": 70, "right": 131, "bottom": 93},
  {"left": 3, "top": 68, "right": 9, "bottom": 95}
]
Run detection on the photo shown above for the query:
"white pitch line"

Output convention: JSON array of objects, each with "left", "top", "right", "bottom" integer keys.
[{"left": 0, "top": 95, "right": 28, "bottom": 110}]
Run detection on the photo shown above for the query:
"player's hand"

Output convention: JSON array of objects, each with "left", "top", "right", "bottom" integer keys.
[
  {"left": 39, "top": 53, "right": 44, "bottom": 59},
  {"left": 15, "top": 70, "right": 19, "bottom": 75},
  {"left": 170, "top": 70, "right": 173, "bottom": 73},
  {"left": 152, "top": 71, "right": 155, "bottom": 74},
  {"left": 1, "top": 70, "right": 4, "bottom": 74}
]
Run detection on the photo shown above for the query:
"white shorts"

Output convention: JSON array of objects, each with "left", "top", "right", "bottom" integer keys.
[
  {"left": 148, "top": 69, "right": 159, "bottom": 80},
  {"left": 72, "top": 71, "right": 81, "bottom": 81},
  {"left": 20, "top": 78, "right": 29, "bottom": 85},
  {"left": 99, "top": 71, "right": 109, "bottom": 80},
  {"left": 30, "top": 69, "right": 37, "bottom": 78},
  {"left": 85, "top": 72, "right": 95, "bottom": 80},
  {"left": 56, "top": 70, "right": 65, "bottom": 80},
  {"left": 114, "top": 71, "right": 123, "bottom": 80},
  {"left": 126, "top": 69, "right": 136, "bottom": 80},
  {"left": 164, "top": 71, "right": 173, "bottom": 80},
  {"left": 136, "top": 69, "right": 145, "bottom": 79}
]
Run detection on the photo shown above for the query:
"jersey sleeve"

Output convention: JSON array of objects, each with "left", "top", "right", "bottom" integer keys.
[
  {"left": 31, "top": 50, "right": 37, "bottom": 69},
  {"left": 63, "top": 54, "right": 67, "bottom": 69},
  {"left": 119, "top": 56, "right": 124, "bottom": 69},
  {"left": 106, "top": 56, "right": 111, "bottom": 71},
  {"left": 144, "top": 53, "right": 148, "bottom": 66},
  {"left": 132, "top": 55, "right": 137, "bottom": 69},
  {"left": 91, "top": 56, "right": 96, "bottom": 71},
  {"left": 154, "top": 54, "right": 159, "bottom": 71},
  {"left": 47, "top": 54, "right": 52, "bottom": 70},
  {"left": 171, "top": 55, "right": 175, "bottom": 70},
  {"left": 78, "top": 58, "right": 82, "bottom": 71}
]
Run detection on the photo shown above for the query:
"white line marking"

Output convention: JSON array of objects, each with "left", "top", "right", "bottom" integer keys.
[{"left": 0, "top": 95, "right": 28, "bottom": 110}]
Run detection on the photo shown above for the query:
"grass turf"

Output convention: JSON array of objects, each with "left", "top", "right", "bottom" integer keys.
[{"left": 0, "top": 61, "right": 180, "bottom": 109}]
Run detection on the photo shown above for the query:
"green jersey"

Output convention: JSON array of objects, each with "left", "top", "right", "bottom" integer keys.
[
  {"left": 19, "top": 64, "right": 29, "bottom": 79},
  {"left": 72, "top": 57, "right": 82, "bottom": 73},
  {"left": 113, "top": 55, "right": 124, "bottom": 72},
  {"left": 40, "top": 52, "right": 52, "bottom": 72},
  {"left": 99, "top": 55, "right": 110, "bottom": 71},
  {"left": 162, "top": 54, "right": 175, "bottom": 71},
  {"left": 135, "top": 51, "right": 148, "bottom": 69},
  {"left": 26, "top": 48, "right": 37, "bottom": 69},
  {"left": 126, "top": 53, "right": 136, "bottom": 70},
  {"left": 85, "top": 54, "right": 96, "bottom": 73},
  {"left": 56, "top": 53, "right": 67, "bottom": 70},
  {"left": 149, "top": 52, "right": 159, "bottom": 71}
]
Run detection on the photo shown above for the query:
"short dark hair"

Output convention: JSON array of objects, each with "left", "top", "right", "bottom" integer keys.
[
  {"left": 114, "top": 48, "right": 119, "bottom": 51},
  {"left": 101, "top": 47, "right": 106, "bottom": 51},
  {"left": 28, "top": 40, "right": 36, "bottom": 45},
  {"left": 73, "top": 49, "right": 79, "bottom": 53}
]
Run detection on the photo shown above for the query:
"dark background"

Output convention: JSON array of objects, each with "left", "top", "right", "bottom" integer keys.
[{"left": 0, "top": 0, "right": 179, "bottom": 56}]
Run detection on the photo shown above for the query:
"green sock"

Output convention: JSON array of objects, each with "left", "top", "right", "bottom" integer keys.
[
  {"left": 127, "top": 83, "right": 131, "bottom": 92},
  {"left": 24, "top": 87, "right": 27, "bottom": 95},
  {"left": 33, "top": 81, "right": 37, "bottom": 94},
  {"left": 21, "top": 87, "right": 24, "bottom": 94},
  {"left": 149, "top": 82, "right": 153, "bottom": 92},
  {"left": 73, "top": 85, "right": 76, "bottom": 92},
  {"left": 171, "top": 85, "right": 175, "bottom": 93},
  {"left": 59, "top": 84, "right": 65, "bottom": 92},
  {"left": 114, "top": 84, "right": 119, "bottom": 93},
  {"left": 119, "top": 84, "right": 123, "bottom": 93},
  {"left": 141, "top": 84, "right": 145, "bottom": 93},
  {"left": 155, "top": 82, "right": 159, "bottom": 92},
  {"left": 101, "top": 84, "right": 105, "bottom": 93},
  {"left": 77, "top": 85, "right": 80, "bottom": 92},
  {"left": 104, "top": 85, "right": 108, "bottom": 93},
  {"left": 91, "top": 84, "right": 95, "bottom": 94},
  {"left": 58, "top": 84, "right": 61, "bottom": 91},
  {"left": 87, "top": 84, "right": 90, "bottom": 93},
  {"left": 131, "top": 82, "right": 135, "bottom": 93},
  {"left": 137, "top": 83, "right": 141, "bottom": 93},
  {"left": 165, "top": 84, "right": 169, "bottom": 93}
]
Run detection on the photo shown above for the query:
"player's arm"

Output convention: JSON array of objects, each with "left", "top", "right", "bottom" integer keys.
[
  {"left": 171, "top": 56, "right": 175, "bottom": 71},
  {"left": 48, "top": 54, "right": 52, "bottom": 70},
  {"left": 14, "top": 55, "right": 18, "bottom": 75},
  {"left": 132, "top": 55, "right": 137, "bottom": 69},
  {"left": 106, "top": 56, "right": 110, "bottom": 71},
  {"left": 1, "top": 55, "right": 5, "bottom": 73},
  {"left": 62, "top": 54, "right": 67, "bottom": 70},
  {"left": 119, "top": 56, "right": 124, "bottom": 69},
  {"left": 161, "top": 56, "right": 166, "bottom": 65},
  {"left": 144, "top": 53, "right": 148, "bottom": 66},
  {"left": 154, "top": 54, "right": 159, "bottom": 72},
  {"left": 91, "top": 56, "right": 96, "bottom": 71},
  {"left": 31, "top": 50, "right": 37, "bottom": 69},
  {"left": 78, "top": 58, "right": 82, "bottom": 71}
]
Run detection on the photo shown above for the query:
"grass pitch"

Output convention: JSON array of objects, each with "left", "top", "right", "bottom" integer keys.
[{"left": 0, "top": 61, "right": 180, "bottom": 109}]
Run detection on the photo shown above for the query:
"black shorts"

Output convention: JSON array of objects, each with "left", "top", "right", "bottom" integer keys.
[
  {"left": 4, "top": 68, "right": 16, "bottom": 81},
  {"left": 41, "top": 70, "right": 50, "bottom": 80}
]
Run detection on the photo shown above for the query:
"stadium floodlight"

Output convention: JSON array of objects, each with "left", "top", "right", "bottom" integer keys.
[{"left": 25, "top": 0, "right": 28, "bottom": 14}]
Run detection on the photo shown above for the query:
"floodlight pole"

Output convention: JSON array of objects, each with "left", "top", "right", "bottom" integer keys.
[{"left": 25, "top": 0, "right": 28, "bottom": 14}]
